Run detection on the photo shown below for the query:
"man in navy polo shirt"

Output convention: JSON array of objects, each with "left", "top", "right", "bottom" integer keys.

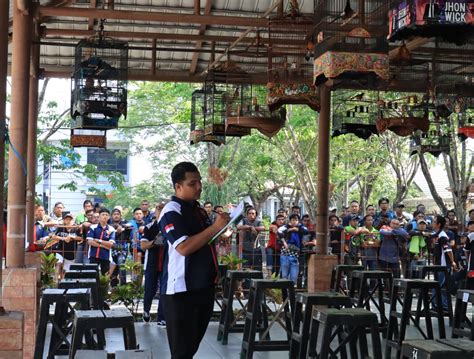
[
  {"left": 158, "top": 162, "right": 229, "bottom": 359},
  {"left": 87, "top": 208, "right": 116, "bottom": 275}
]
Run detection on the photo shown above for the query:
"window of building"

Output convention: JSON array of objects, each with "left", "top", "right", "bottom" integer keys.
[{"left": 87, "top": 148, "right": 128, "bottom": 175}]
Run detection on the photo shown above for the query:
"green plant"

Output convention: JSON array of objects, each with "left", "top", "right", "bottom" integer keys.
[
  {"left": 98, "top": 274, "right": 111, "bottom": 302},
  {"left": 218, "top": 252, "right": 247, "bottom": 270},
  {"left": 265, "top": 272, "right": 283, "bottom": 305},
  {"left": 109, "top": 259, "right": 144, "bottom": 318},
  {"left": 40, "top": 252, "right": 58, "bottom": 289}
]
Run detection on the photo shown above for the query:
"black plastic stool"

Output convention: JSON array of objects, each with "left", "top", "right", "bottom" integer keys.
[
  {"left": 115, "top": 349, "right": 153, "bottom": 358},
  {"left": 217, "top": 270, "right": 263, "bottom": 344},
  {"left": 69, "top": 308, "right": 137, "bottom": 359},
  {"left": 437, "top": 338, "right": 474, "bottom": 355},
  {"left": 74, "top": 350, "right": 107, "bottom": 359},
  {"left": 330, "top": 264, "right": 364, "bottom": 295},
  {"left": 34, "top": 288, "right": 90, "bottom": 359},
  {"left": 240, "top": 279, "right": 295, "bottom": 359},
  {"left": 385, "top": 279, "right": 447, "bottom": 359},
  {"left": 65, "top": 269, "right": 99, "bottom": 282},
  {"left": 451, "top": 289, "right": 474, "bottom": 339},
  {"left": 349, "top": 270, "right": 393, "bottom": 336},
  {"left": 414, "top": 265, "right": 454, "bottom": 325},
  {"left": 401, "top": 339, "right": 472, "bottom": 359},
  {"left": 308, "top": 307, "right": 382, "bottom": 359},
  {"left": 290, "top": 292, "right": 351, "bottom": 359},
  {"left": 70, "top": 263, "right": 99, "bottom": 272},
  {"left": 59, "top": 278, "right": 101, "bottom": 309}
]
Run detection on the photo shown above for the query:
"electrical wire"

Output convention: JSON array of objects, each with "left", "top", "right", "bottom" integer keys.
[{"left": 5, "top": 129, "right": 28, "bottom": 176}]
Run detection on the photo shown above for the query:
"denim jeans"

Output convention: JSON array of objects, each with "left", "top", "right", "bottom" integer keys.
[
  {"left": 432, "top": 270, "right": 449, "bottom": 310},
  {"left": 266, "top": 248, "right": 274, "bottom": 269},
  {"left": 280, "top": 255, "right": 299, "bottom": 284}
]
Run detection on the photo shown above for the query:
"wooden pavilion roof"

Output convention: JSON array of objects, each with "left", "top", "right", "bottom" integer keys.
[{"left": 7, "top": 0, "right": 474, "bottom": 92}]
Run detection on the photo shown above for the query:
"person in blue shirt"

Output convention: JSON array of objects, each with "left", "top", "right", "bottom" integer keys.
[
  {"left": 158, "top": 162, "right": 229, "bottom": 359},
  {"left": 87, "top": 208, "right": 116, "bottom": 275},
  {"left": 130, "top": 207, "right": 146, "bottom": 264},
  {"left": 379, "top": 218, "right": 408, "bottom": 278},
  {"left": 278, "top": 214, "right": 309, "bottom": 284},
  {"left": 374, "top": 197, "right": 397, "bottom": 227}
]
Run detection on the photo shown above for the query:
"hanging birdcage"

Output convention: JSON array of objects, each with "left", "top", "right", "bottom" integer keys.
[
  {"left": 312, "top": 0, "right": 389, "bottom": 87},
  {"left": 189, "top": 64, "right": 252, "bottom": 145},
  {"left": 376, "top": 95, "right": 431, "bottom": 136},
  {"left": 70, "top": 20, "right": 128, "bottom": 132},
  {"left": 226, "top": 84, "right": 286, "bottom": 137},
  {"left": 388, "top": 0, "right": 474, "bottom": 45},
  {"left": 434, "top": 91, "right": 474, "bottom": 140},
  {"left": 267, "top": 1, "right": 319, "bottom": 112},
  {"left": 409, "top": 129, "right": 450, "bottom": 157},
  {"left": 332, "top": 94, "right": 377, "bottom": 139}
]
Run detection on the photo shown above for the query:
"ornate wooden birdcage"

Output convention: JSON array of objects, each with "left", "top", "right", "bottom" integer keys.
[
  {"left": 190, "top": 63, "right": 252, "bottom": 145},
  {"left": 226, "top": 84, "right": 286, "bottom": 137},
  {"left": 332, "top": 93, "right": 378, "bottom": 139},
  {"left": 376, "top": 95, "right": 431, "bottom": 136},
  {"left": 267, "top": 1, "right": 319, "bottom": 112},
  {"left": 388, "top": 0, "right": 474, "bottom": 45},
  {"left": 435, "top": 89, "right": 474, "bottom": 140},
  {"left": 70, "top": 21, "right": 128, "bottom": 132},
  {"left": 312, "top": 0, "right": 390, "bottom": 88},
  {"left": 410, "top": 129, "right": 450, "bottom": 157}
]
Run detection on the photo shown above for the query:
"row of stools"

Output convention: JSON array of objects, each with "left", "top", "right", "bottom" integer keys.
[
  {"left": 34, "top": 263, "right": 140, "bottom": 359},
  {"left": 217, "top": 266, "right": 474, "bottom": 359}
]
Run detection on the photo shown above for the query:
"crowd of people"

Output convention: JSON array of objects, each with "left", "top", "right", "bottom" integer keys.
[{"left": 32, "top": 195, "right": 474, "bottom": 321}]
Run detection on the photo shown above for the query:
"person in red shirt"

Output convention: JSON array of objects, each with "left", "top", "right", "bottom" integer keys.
[{"left": 265, "top": 214, "right": 285, "bottom": 275}]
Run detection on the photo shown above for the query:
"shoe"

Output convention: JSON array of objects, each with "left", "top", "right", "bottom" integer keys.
[
  {"left": 157, "top": 320, "right": 166, "bottom": 327},
  {"left": 143, "top": 311, "right": 150, "bottom": 323}
]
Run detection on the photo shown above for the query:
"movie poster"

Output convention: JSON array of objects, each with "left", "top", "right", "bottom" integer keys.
[{"left": 388, "top": 0, "right": 473, "bottom": 39}]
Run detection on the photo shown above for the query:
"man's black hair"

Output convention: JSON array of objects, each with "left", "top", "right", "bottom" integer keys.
[
  {"left": 276, "top": 214, "right": 285, "bottom": 220},
  {"left": 467, "top": 220, "right": 474, "bottom": 227},
  {"left": 171, "top": 162, "right": 199, "bottom": 187},
  {"left": 54, "top": 201, "right": 64, "bottom": 208},
  {"left": 83, "top": 200, "right": 93, "bottom": 208},
  {"left": 378, "top": 197, "right": 390, "bottom": 205},
  {"left": 291, "top": 205, "right": 301, "bottom": 210},
  {"left": 277, "top": 208, "right": 286, "bottom": 213},
  {"left": 434, "top": 214, "right": 446, "bottom": 229},
  {"left": 289, "top": 213, "right": 300, "bottom": 221},
  {"left": 302, "top": 214, "right": 310, "bottom": 219},
  {"left": 203, "top": 201, "right": 213, "bottom": 207},
  {"left": 365, "top": 204, "right": 374, "bottom": 210},
  {"left": 99, "top": 208, "right": 110, "bottom": 215},
  {"left": 133, "top": 207, "right": 142, "bottom": 214},
  {"left": 363, "top": 214, "right": 373, "bottom": 224},
  {"left": 329, "top": 214, "right": 339, "bottom": 222},
  {"left": 350, "top": 200, "right": 359, "bottom": 205},
  {"left": 214, "top": 205, "right": 223, "bottom": 210},
  {"left": 446, "top": 209, "right": 455, "bottom": 215},
  {"left": 469, "top": 209, "right": 474, "bottom": 215}
]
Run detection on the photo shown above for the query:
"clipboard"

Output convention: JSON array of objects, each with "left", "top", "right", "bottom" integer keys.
[{"left": 208, "top": 196, "right": 253, "bottom": 244}]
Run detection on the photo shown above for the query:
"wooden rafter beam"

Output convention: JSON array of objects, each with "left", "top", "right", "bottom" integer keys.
[
  {"left": 37, "top": 5, "right": 268, "bottom": 27},
  {"left": 189, "top": 0, "right": 212, "bottom": 75},
  {"left": 389, "top": 37, "right": 432, "bottom": 59},
  {"left": 194, "top": 0, "right": 200, "bottom": 15},
  {"left": 42, "top": 28, "right": 306, "bottom": 46},
  {"left": 87, "top": 0, "right": 97, "bottom": 31}
]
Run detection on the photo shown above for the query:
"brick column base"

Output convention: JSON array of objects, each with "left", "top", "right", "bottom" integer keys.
[
  {"left": 307, "top": 254, "right": 338, "bottom": 292},
  {"left": 0, "top": 311, "right": 24, "bottom": 359},
  {"left": 2, "top": 268, "right": 40, "bottom": 359}
]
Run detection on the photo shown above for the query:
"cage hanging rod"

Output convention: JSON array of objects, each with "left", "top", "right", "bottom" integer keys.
[{"left": 201, "top": 0, "right": 283, "bottom": 76}]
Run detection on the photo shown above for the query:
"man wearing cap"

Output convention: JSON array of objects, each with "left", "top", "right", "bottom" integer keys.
[
  {"left": 52, "top": 213, "right": 82, "bottom": 279},
  {"left": 109, "top": 208, "right": 131, "bottom": 286},
  {"left": 407, "top": 218, "right": 430, "bottom": 277}
]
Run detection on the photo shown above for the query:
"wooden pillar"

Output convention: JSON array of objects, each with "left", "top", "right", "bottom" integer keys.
[
  {"left": 26, "top": 21, "right": 40, "bottom": 247},
  {"left": 7, "top": 0, "right": 32, "bottom": 268},
  {"left": 316, "top": 85, "right": 331, "bottom": 254},
  {"left": 308, "top": 85, "right": 337, "bottom": 292}
]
